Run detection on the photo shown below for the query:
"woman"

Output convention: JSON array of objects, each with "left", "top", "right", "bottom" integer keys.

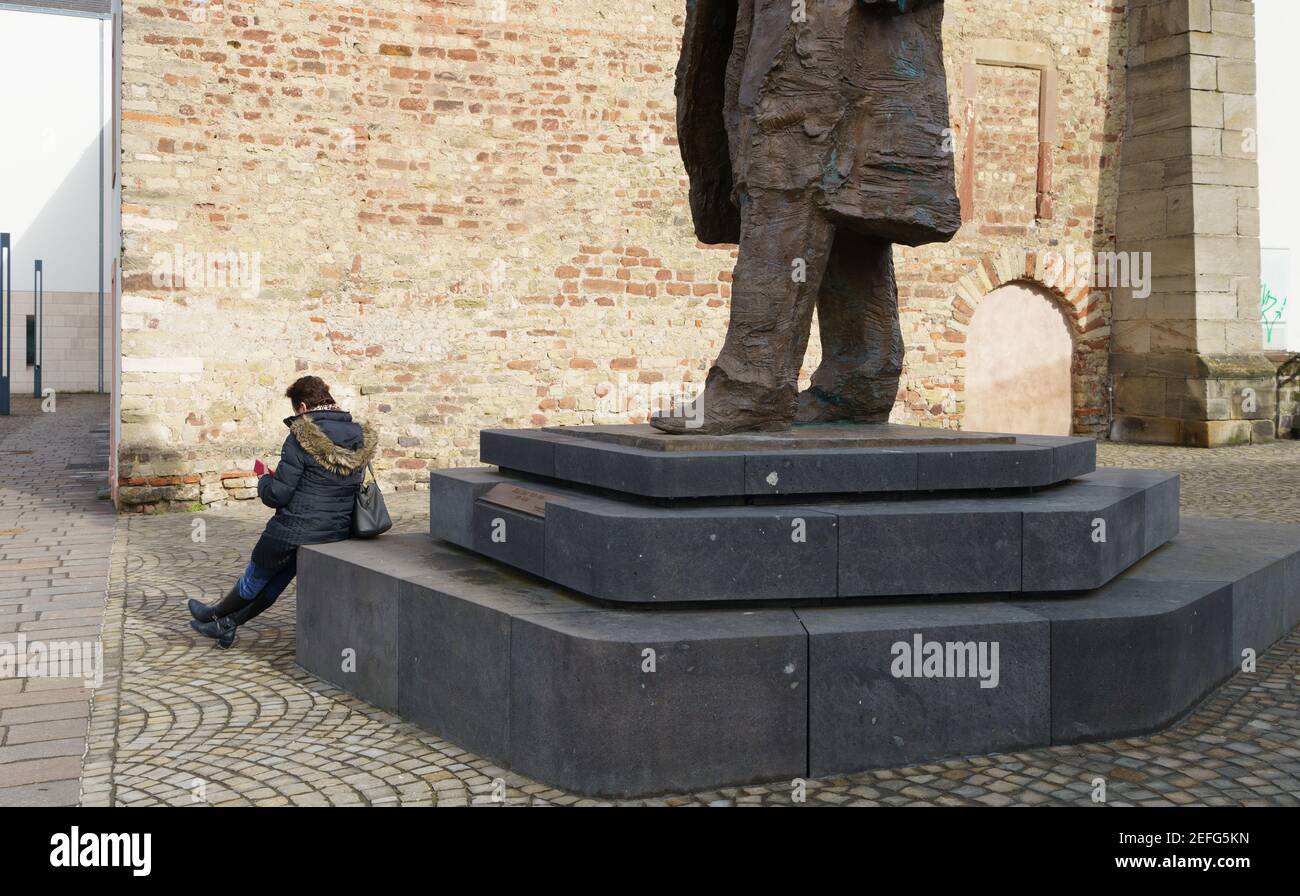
[{"left": 189, "top": 375, "right": 378, "bottom": 648}]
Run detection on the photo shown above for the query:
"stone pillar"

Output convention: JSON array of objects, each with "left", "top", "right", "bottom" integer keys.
[{"left": 1111, "top": 0, "right": 1273, "bottom": 447}]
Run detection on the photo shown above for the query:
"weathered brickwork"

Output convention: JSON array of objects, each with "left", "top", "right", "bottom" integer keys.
[
  {"left": 972, "top": 65, "right": 1042, "bottom": 233},
  {"left": 116, "top": 0, "right": 1127, "bottom": 510}
]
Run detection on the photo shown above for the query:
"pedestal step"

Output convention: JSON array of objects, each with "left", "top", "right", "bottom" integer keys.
[
  {"left": 429, "top": 466, "right": 1180, "bottom": 602},
  {"left": 481, "top": 425, "right": 1096, "bottom": 499},
  {"left": 296, "top": 518, "right": 1300, "bottom": 798}
]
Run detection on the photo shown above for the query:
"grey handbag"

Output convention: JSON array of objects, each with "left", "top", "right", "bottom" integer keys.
[{"left": 352, "top": 464, "right": 392, "bottom": 538}]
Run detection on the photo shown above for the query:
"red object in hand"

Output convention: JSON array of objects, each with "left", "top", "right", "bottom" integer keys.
[{"left": 254, "top": 459, "right": 273, "bottom": 477}]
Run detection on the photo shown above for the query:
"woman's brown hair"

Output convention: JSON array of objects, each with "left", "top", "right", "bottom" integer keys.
[{"left": 285, "top": 375, "right": 336, "bottom": 410}]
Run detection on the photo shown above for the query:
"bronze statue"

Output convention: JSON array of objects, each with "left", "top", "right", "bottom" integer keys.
[{"left": 653, "top": 0, "right": 960, "bottom": 435}]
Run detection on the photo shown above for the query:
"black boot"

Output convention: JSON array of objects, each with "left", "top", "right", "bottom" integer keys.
[
  {"left": 230, "top": 591, "right": 277, "bottom": 626},
  {"left": 189, "top": 591, "right": 276, "bottom": 650},
  {"left": 188, "top": 585, "right": 244, "bottom": 623}
]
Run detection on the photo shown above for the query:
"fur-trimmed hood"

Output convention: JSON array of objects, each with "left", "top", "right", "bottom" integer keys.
[{"left": 289, "top": 413, "right": 378, "bottom": 476}]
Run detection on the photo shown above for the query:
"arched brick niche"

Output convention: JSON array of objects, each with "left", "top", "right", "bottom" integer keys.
[
  {"left": 945, "top": 249, "right": 1110, "bottom": 436},
  {"left": 965, "top": 282, "right": 1073, "bottom": 435}
]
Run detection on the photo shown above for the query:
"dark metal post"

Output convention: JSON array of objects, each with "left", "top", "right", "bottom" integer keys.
[
  {"left": 0, "top": 232, "right": 10, "bottom": 416},
  {"left": 98, "top": 17, "right": 105, "bottom": 395},
  {"left": 33, "top": 260, "right": 43, "bottom": 399}
]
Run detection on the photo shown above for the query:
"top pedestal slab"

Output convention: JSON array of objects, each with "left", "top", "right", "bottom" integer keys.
[
  {"left": 542, "top": 423, "right": 1015, "bottom": 452},
  {"left": 482, "top": 423, "right": 1096, "bottom": 499}
]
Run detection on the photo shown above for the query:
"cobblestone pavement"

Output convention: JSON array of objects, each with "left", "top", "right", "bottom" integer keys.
[
  {"left": 72, "top": 437, "right": 1300, "bottom": 806},
  {"left": 0, "top": 395, "right": 113, "bottom": 807},
  {"left": 1097, "top": 440, "right": 1300, "bottom": 524}
]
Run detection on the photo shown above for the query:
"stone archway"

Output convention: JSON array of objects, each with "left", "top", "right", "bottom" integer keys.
[
  {"left": 944, "top": 248, "right": 1106, "bottom": 436},
  {"left": 964, "top": 281, "right": 1074, "bottom": 435}
]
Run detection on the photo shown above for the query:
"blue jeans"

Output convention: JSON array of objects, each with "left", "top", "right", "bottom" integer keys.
[{"left": 236, "top": 555, "right": 297, "bottom": 604}]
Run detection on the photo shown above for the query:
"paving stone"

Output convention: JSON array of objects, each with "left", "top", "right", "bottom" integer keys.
[
  {"left": 0, "top": 396, "right": 112, "bottom": 807},
  {"left": 0, "top": 737, "right": 86, "bottom": 763},
  {"left": 0, "top": 755, "right": 83, "bottom": 787},
  {"left": 0, "top": 779, "right": 81, "bottom": 807}
]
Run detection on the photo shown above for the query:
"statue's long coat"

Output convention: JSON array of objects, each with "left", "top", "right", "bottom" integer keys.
[{"left": 676, "top": 0, "right": 961, "bottom": 247}]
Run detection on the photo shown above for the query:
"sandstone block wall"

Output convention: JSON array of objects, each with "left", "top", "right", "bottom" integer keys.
[{"left": 1111, "top": 0, "right": 1272, "bottom": 447}]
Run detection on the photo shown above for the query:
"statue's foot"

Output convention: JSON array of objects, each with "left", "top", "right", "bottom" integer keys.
[
  {"left": 650, "top": 370, "right": 794, "bottom": 435},
  {"left": 649, "top": 410, "right": 787, "bottom": 436},
  {"left": 794, "top": 386, "right": 890, "bottom": 424},
  {"left": 794, "top": 388, "right": 844, "bottom": 424}
]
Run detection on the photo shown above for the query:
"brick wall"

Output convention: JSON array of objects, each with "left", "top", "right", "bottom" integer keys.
[
  {"left": 972, "top": 65, "right": 1042, "bottom": 233},
  {"left": 117, "top": 0, "right": 1128, "bottom": 510}
]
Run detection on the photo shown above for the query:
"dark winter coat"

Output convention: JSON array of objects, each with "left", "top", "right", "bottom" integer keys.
[
  {"left": 250, "top": 410, "right": 378, "bottom": 570},
  {"left": 675, "top": 0, "right": 960, "bottom": 247}
]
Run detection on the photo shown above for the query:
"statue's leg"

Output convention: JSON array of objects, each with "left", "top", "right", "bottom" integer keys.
[
  {"left": 652, "top": 189, "right": 834, "bottom": 434},
  {"left": 795, "top": 232, "right": 900, "bottom": 424}
]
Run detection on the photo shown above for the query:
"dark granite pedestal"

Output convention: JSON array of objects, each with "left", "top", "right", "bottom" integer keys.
[
  {"left": 481, "top": 423, "right": 1096, "bottom": 497},
  {"left": 291, "top": 423, "right": 1299, "bottom": 797},
  {"left": 297, "top": 519, "right": 1300, "bottom": 797},
  {"left": 431, "top": 424, "right": 1172, "bottom": 601}
]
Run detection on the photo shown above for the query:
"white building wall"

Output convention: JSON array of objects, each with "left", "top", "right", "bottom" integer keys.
[
  {"left": 0, "top": 7, "right": 110, "bottom": 392},
  {"left": 1256, "top": 0, "right": 1300, "bottom": 352},
  {"left": 7, "top": 291, "right": 111, "bottom": 394}
]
